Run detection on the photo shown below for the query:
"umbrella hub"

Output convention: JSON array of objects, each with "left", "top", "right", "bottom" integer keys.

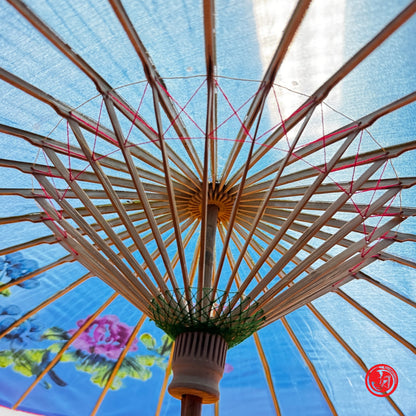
[
  {"left": 168, "top": 331, "right": 228, "bottom": 404},
  {"left": 186, "top": 182, "right": 234, "bottom": 223}
]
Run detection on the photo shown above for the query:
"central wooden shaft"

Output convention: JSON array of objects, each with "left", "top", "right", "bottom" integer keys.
[
  {"left": 181, "top": 395, "right": 202, "bottom": 416},
  {"left": 203, "top": 204, "right": 219, "bottom": 290}
]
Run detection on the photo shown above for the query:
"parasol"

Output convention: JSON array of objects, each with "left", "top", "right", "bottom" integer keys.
[{"left": 0, "top": 0, "right": 415, "bottom": 415}]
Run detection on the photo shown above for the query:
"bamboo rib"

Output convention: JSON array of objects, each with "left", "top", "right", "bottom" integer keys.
[
  {"left": 90, "top": 314, "right": 147, "bottom": 416},
  {"left": 0, "top": 212, "right": 44, "bottom": 224},
  {"left": 244, "top": 140, "right": 416, "bottom": 191},
  {"left": 96, "top": 100, "right": 182, "bottom": 297},
  {"left": 378, "top": 252, "right": 416, "bottom": 268},
  {"left": 0, "top": 69, "right": 194, "bottom": 189},
  {"left": 212, "top": 95, "right": 271, "bottom": 304},
  {"left": 34, "top": 157, "right": 165, "bottom": 301},
  {"left": 0, "top": 274, "right": 91, "bottom": 340},
  {"left": 0, "top": 235, "right": 59, "bottom": 256},
  {"left": 242, "top": 207, "right": 394, "bottom": 242},
  {"left": 233, "top": 221, "right": 320, "bottom": 276},
  {"left": 253, "top": 333, "right": 282, "bottom": 416},
  {"left": 218, "top": 108, "right": 319, "bottom": 311},
  {"left": 239, "top": 94, "right": 416, "bottom": 191},
  {"left": 148, "top": 89, "right": 191, "bottom": 301},
  {"left": 108, "top": 0, "right": 203, "bottom": 181},
  {"left": 7, "top": 0, "right": 201, "bottom": 187},
  {"left": 281, "top": 318, "right": 338, "bottom": 416},
  {"left": 234, "top": 157, "right": 389, "bottom": 309},
  {"left": 203, "top": 0, "right": 218, "bottom": 183},
  {"left": 255, "top": 191, "right": 403, "bottom": 313},
  {"left": 263, "top": 242, "right": 400, "bottom": 326},
  {"left": 337, "top": 289, "right": 416, "bottom": 355},
  {"left": 217, "top": 228, "right": 281, "bottom": 414},
  {"left": 0, "top": 255, "right": 74, "bottom": 292},
  {"left": 37, "top": 200, "right": 152, "bottom": 313},
  {"left": 0, "top": 123, "right": 193, "bottom": 191},
  {"left": 224, "top": 132, "right": 360, "bottom": 315},
  {"left": 227, "top": 3, "right": 416, "bottom": 186},
  {"left": 357, "top": 272, "right": 416, "bottom": 309},
  {"left": 158, "top": 219, "right": 199, "bottom": 285},
  {"left": 240, "top": 199, "right": 415, "bottom": 217},
  {"left": 35, "top": 186, "right": 154, "bottom": 311},
  {"left": 12, "top": 293, "right": 119, "bottom": 409},
  {"left": 220, "top": 0, "right": 313, "bottom": 188},
  {"left": 307, "top": 305, "right": 405, "bottom": 416},
  {"left": 239, "top": 177, "right": 413, "bottom": 202},
  {"left": 198, "top": 0, "right": 218, "bottom": 303},
  {"left": 237, "top": 208, "right": 415, "bottom": 254},
  {"left": 155, "top": 347, "right": 174, "bottom": 416},
  {"left": 261, "top": 218, "right": 402, "bottom": 322}
]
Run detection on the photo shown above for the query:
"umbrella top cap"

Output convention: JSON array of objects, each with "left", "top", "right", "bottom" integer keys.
[{"left": 186, "top": 182, "right": 234, "bottom": 223}]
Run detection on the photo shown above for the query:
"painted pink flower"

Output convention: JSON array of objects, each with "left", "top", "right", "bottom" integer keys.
[
  {"left": 224, "top": 363, "right": 234, "bottom": 373},
  {"left": 68, "top": 315, "right": 138, "bottom": 360}
]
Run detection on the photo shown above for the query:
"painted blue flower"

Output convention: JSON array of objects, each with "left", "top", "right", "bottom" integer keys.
[
  {"left": 0, "top": 304, "right": 42, "bottom": 346},
  {"left": 0, "top": 253, "right": 40, "bottom": 288}
]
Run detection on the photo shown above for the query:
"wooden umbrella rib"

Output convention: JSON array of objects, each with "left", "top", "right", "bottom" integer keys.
[
  {"left": 34, "top": 174, "right": 156, "bottom": 305},
  {"left": 0, "top": 158, "right": 139, "bottom": 191},
  {"left": 0, "top": 69, "right": 190, "bottom": 185},
  {"left": 247, "top": 199, "right": 414, "bottom": 217},
  {"left": 337, "top": 289, "right": 416, "bottom": 355},
  {"left": 90, "top": 101, "right": 179, "bottom": 296},
  {"left": 12, "top": 292, "right": 119, "bottom": 409},
  {"left": 253, "top": 188, "right": 402, "bottom": 311},
  {"left": 261, "top": 237, "right": 397, "bottom": 324},
  {"left": 155, "top": 347, "right": 174, "bottom": 416},
  {"left": 0, "top": 235, "right": 58, "bottom": 256},
  {"left": 265, "top": 244, "right": 402, "bottom": 327},
  {"left": 108, "top": 0, "right": 203, "bottom": 182},
  {"left": 0, "top": 255, "right": 74, "bottom": 292},
  {"left": 357, "top": 272, "right": 416, "bottom": 309},
  {"left": 149, "top": 88, "right": 191, "bottom": 300},
  {"left": 240, "top": 93, "right": 416, "bottom": 190},
  {"left": 282, "top": 140, "right": 416, "bottom": 187},
  {"left": 37, "top": 148, "right": 163, "bottom": 295},
  {"left": 0, "top": 274, "right": 91, "bottom": 340},
  {"left": 36, "top": 196, "right": 153, "bottom": 311},
  {"left": 239, "top": 175, "right": 412, "bottom": 202},
  {"left": 307, "top": 304, "right": 406, "bottom": 416},
  {"left": 232, "top": 4, "right": 416, "bottom": 183},
  {"left": 158, "top": 220, "right": 199, "bottom": 286},
  {"left": 253, "top": 333, "right": 282, "bottom": 416},
  {"left": 254, "top": 207, "right": 397, "bottom": 242},
  {"left": 0, "top": 212, "right": 44, "bottom": 224},
  {"left": 90, "top": 314, "right": 147, "bottom": 416},
  {"left": 234, "top": 220, "right": 327, "bottom": 272},
  {"left": 7, "top": 0, "right": 193, "bottom": 179},
  {"left": 198, "top": 0, "right": 218, "bottom": 303},
  {"left": 220, "top": 0, "right": 312, "bottom": 188},
  {"left": 378, "top": 252, "right": 416, "bottom": 268},
  {"left": 238, "top": 187, "right": 400, "bottom": 320},
  {"left": 261, "top": 218, "right": 402, "bottom": 319},
  {"left": 225, "top": 132, "right": 360, "bottom": 314},
  {"left": 0, "top": 124, "right": 182, "bottom": 187},
  {"left": 218, "top": 108, "right": 317, "bottom": 308},
  {"left": 282, "top": 318, "right": 338, "bottom": 415},
  {"left": 212, "top": 103, "right": 270, "bottom": 301}
]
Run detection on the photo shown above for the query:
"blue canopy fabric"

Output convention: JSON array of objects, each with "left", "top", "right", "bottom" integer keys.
[{"left": 0, "top": 0, "right": 415, "bottom": 415}]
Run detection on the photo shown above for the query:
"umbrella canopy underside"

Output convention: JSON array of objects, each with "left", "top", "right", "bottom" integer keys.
[{"left": 0, "top": 0, "right": 415, "bottom": 415}]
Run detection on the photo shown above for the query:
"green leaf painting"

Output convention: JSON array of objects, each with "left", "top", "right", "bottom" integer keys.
[{"left": 0, "top": 311, "right": 173, "bottom": 391}]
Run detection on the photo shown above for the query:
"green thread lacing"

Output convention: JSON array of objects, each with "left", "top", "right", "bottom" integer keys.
[{"left": 148, "top": 289, "right": 265, "bottom": 348}]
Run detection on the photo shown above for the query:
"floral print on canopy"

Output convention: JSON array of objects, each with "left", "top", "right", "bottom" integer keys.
[{"left": 68, "top": 315, "right": 139, "bottom": 360}]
